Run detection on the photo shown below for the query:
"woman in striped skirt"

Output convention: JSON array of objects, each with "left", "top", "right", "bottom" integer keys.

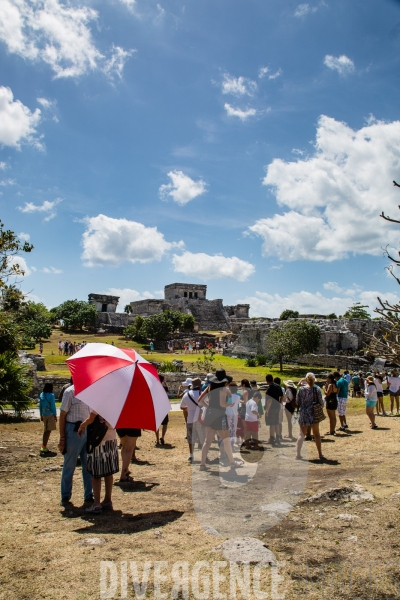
[{"left": 78, "top": 412, "right": 119, "bottom": 514}]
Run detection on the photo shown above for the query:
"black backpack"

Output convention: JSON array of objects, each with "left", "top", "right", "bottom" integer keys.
[{"left": 86, "top": 415, "right": 108, "bottom": 453}]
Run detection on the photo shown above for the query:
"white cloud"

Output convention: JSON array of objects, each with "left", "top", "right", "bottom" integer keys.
[
  {"left": 0, "top": 0, "right": 133, "bottom": 79},
  {"left": 294, "top": 4, "right": 317, "bottom": 17},
  {"left": 17, "top": 198, "right": 62, "bottom": 221},
  {"left": 0, "top": 162, "right": 8, "bottom": 170},
  {"left": 37, "top": 97, "right": 54, "bottom": 110},
  {"left": 172, "top": 251, "right": 255, "bottom": 281},
  {"left": 103, "top": 287, "right": 155, "bottom": 311},
  {"left": 119, "top": 0, "right": 137, "bottom": 12},
  {"left": 81, "top": 214, "right": 184, "bottom": 267},
  {"left": 248, "top": 116, "right": 400, "bottom": 261},
  {"left": 8, "top": 254, "right": 31, "bottom": 277},
  {"left": 103, "top": 45, "right": 134, "bottom": 80},
  {"left": 224, "top": 103, "right": 257, "bottom": 121},
  {"left": 18, "top": 231, "right": 30, "bottom": 241},
  {"left": 239, "top": 289, "right": 400, "bottom": 318},
  {"left": 0, "top": 86, "right": 41, "bottom": 148},
  {"left": 159, "top": 170, "right": 207, "bottom": 205},
  {"left": 268, "top": 69, "right": 282, "bottom": 80},
  {"left": 259, "top": 66, "right": 282, "bottom": 80},
  {"left": 324, "top": 54, "right": 355, "bottom": 76},
  {"left": 0, "top": 178, "right": 15, "bottom": 186},
  {"left": 42, "top": 266, "right": 62, "bottom": 274},
  {"left": 221, "top": 74, "right": 257, "bottom": 97}
]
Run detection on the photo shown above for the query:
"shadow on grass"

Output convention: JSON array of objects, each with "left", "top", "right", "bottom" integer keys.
[
  {"left": 74, "top": 509, "right": 185, "bottom": 534},
  {"left": 114, "top": 480, "right": 159, "bottom": 493}
]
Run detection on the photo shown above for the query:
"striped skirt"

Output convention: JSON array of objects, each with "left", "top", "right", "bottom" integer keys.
[{"left": 87, "top": 439, "right": 119, "bottom": 478}]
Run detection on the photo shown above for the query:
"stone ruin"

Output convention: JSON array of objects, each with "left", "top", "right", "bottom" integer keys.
[
  {"left": 90, "top": 284, "right": 250, "bottom": 333},
  {"left": 225, "top": 317, "right": 383, "bottom": 360}
]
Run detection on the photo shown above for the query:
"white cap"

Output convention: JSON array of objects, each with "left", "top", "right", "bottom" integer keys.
[{"left": 182, "top": 378, "right": 193, "bottom": 387}]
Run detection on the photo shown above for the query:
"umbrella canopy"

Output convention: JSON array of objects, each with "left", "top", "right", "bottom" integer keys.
[{"left": 66, "top": 343, "right": 170, "bottom": 431}]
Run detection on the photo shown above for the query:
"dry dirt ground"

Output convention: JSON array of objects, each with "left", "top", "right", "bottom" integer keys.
[{"left": 1, "top": 408, "right": 400, "bottom": 600}]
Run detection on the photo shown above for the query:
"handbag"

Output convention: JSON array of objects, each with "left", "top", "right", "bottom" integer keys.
[
  {"left": 312, "top": 388, "right": 326, "bottom": 423},
  {"left": 86, "top": 415, "right": 108, "bottom": 453}
]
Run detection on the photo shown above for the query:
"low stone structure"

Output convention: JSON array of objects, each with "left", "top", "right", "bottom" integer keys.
[
  {"left": 88, "top": 294, "right": 119, "bottom": 313},
  {"left": 225, "top": 318, "right": 382, "bottom": 359}
]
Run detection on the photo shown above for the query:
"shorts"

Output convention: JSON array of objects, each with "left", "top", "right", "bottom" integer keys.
[
  {"left": 389, "top": 390, "right": 400, "bottom": 397},
  {"left": 161, "top": 415, "right": 169, "bottom": 426},
  {"left": 42, "top": 414, "right": 56, "bottom": 432},
  {"left": 353, "top": 385, "right": 361, "bottom": 392},
  {"left": 366, "top": 399, "right": 377, "bottom": 408},
  {"left": 377, "top": 392, "right": 383, "bottom": 398},
  {"left": 325, "top": 399, "right": 338, "bottom": 411},
  {"left": 116, "top": 428, "right": 141, "bottom": 438},
  {"left": 245, "top": 420, "right": 258, "bottom": 433},
  {"left": 337, "top": 397, "right": 347, "bottom": 416}
]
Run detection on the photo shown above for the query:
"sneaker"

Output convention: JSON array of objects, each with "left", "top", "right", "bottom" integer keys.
[
  {"left": 188, "top": 454, "right": 193, "bottom": 462},
  {"left": 84, "top": 495, "right": 94, "bottom": 504},
  {"left": 85, "top": 504, "right": 102, "bottom": 514},
  {"left": 160, "top": 438, "right": 165, "bottom": 445},
  {"left": 338, "top": 426, "right": 346, "bottom": 431},
  {"left": 60, "top": 498, "right": 71, "bottom": 507},
  {"left": 40, "top": 447, "right": 49, "bottom": 455},
  {"left": 343, "top": 424, "right": 349, "bottom": 429}
]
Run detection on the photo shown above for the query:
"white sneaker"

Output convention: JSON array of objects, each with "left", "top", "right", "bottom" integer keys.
[{"left": 188, "top": 454, "right": 193, "bottom": 462}]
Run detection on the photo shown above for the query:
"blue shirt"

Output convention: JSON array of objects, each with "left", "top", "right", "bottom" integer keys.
[
  {"left": 336, "top": 378, "right": 349, "bottom": 399},
  {"left": 39, "top": 392, "right": 57, "bottom": 417}
]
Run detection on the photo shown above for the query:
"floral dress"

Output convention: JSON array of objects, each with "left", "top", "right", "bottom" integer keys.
[{"left": 297, "top": 385, "right": 323, "bottom": 426}]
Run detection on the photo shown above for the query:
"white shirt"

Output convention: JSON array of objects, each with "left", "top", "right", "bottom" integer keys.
[
  {"left": 387, "top": 376, "right": 400, "bottom": 393},
  {"left": 245, "top": 399, "right": 258, "bottom": 422},
  {"left": 365, "top": 384, "right": 378, "bottom": 402},
  {"left": 374, "top": 378, "right": 383, "bottom": 393},
  {"left": 226, "top": 393, "right": 240, "bottom": 416},
  {"left": 180, "top": 390, "right": 201, "bottom": 424}
]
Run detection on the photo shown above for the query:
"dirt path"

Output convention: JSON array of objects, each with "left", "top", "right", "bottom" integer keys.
[{"left": 0, "top": 410, "right": 400, "bottom": 599}]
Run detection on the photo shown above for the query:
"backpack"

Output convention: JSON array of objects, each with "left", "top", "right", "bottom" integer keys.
[{"left": 86, "top": 415, "right": 108, "bottom": 454}]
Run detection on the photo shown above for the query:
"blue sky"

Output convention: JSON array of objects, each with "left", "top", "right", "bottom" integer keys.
[{"left": 2, "top": 0, "right": 400, "bottom": 316}]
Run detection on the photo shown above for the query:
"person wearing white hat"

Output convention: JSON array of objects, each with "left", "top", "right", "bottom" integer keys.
[{"left": 178, "top": 378, "right": 193, "bottom": 430}]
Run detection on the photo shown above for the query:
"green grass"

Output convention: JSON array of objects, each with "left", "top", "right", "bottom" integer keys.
[{"left": 33, "top": 329, "right": 328, "bottom": 383}]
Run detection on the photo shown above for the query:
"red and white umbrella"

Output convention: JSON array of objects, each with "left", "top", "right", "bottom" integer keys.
[{"left": 66, "top": 343, "right": 170, "bottom": 431}]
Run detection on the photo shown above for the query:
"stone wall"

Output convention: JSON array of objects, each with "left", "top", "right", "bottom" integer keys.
[
  {"left": 225, "top": 318, "right": 383, "bottom": 358},
  {"left": 294, "top": 354, "right": 370, "bottom": 370},
  {"left": 88, "top": 294, "right": 119, "bottom": 313},
  {"left": 33, "top": 376, "right": 72, "bottom": 399},
  {"left": 26, "top": 353, "right": 46, "bottom": 371},
  {"left": 129, "top": 299, "right": 167, "bottom": 317},
  {"left": 164, "top": 283, "right": 207, "bottom": 301}
]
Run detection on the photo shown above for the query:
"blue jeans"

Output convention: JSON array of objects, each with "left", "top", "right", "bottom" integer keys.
[{"left": 61, "top": 422, "right": 93, "bottom": 501}]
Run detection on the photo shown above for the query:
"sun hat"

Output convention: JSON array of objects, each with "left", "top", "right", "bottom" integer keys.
[
  {"left": 181, "top": 377, "right": 193, "bottom": 387},
  {"left": 209, "top": 368, "right": 229, "bottom": 384},
  {"left": 206, "top": 373, "right": 214, "bottom": 381},
  {"left": 191, "top": 378, "right": 202, "bottom": 390},
  {"left": 366, "top": 375, "right": 375, "bottom": 384},
  {"left": 283, "top": 380, "right": 296, "bottom": 389}
]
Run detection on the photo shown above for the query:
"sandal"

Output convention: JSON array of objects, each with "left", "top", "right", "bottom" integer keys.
[
  {"left": 371, "top": 424, "right": 378, "bottom": 429},
  {"left": 118, "top": 474, "right": 134, "bottom": 483},
  {"left": 85, "top": 504, "right": 102, "bottom": 514},
  {"left": 101, "top": 501, "right": 113, "bottom": 511},
  {"left": 199, "top": 465, "right": 208, "bottom": 471}
]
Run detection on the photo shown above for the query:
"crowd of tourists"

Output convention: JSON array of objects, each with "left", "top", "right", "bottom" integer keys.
[
  {"left": 37, "top": 366, "right": 399, "bottom": 515},
  {"left": 58, "top": 339, "right": 88, "bottom": 356}
]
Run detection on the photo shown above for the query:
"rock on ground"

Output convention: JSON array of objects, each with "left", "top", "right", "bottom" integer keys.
[
  {"left": 214, "top": 537, "right": 277, "bottom": 565},
  {"left": 300, "top": 484, "right": 374, "bottom": 503}
]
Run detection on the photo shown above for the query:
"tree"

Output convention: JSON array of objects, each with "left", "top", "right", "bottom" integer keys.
[
  {"left": 266, "top": 319, "right": 321, "bottom": 372},
  {"left": 124, "top": 316, "right": 146, "bottom": 342},
  {"left": 16, "top": 301, "right": 52, "bottom": 343},
  {"left": 0, "top": 221, "right": 33, "bottom": 288},
  {"left": 55, "top": 300, "right": 97, "bottom": 331},
  {"left": 280, "top": 309, "right": 299, "bottom": 320},
  {"left": 180, "top": 313, "right": 195, "bottom": 331},
  {"left": 0, "top": 312, "right": 22, "bottom": 355},
  {"left": 344, "top": 303, "right": 371, "bottom": 320},
  {"left": 326, "top": 313, "right": 337, "bottom": 319},
  {"left": 141, "top": 313, "right": 173, "bottom": 341},
  {"left": 124, "top": 304, "right": 133, "bottom": 314}
]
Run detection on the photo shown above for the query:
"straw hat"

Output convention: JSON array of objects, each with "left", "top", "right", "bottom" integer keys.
[{"left": 284, "top": 380, "right": 296, "bottom": 389}]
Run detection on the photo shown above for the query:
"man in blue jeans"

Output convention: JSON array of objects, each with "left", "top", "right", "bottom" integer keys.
[{"left": 58, "top": 384, "right": 93, "bottom": 507}]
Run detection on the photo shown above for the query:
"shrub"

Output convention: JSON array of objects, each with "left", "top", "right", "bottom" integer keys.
[
  {"left": 157, "top": 361, "right": 183, "bottom": 373},
  {"left": 255, "top": 354, "right": 267, "bottom": 366},
  {"left": 245, "top": 357, "right": 257, "bottom": 367},
  {"left": 0, "top": 352, "right": 32, "bottom": 415}
]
